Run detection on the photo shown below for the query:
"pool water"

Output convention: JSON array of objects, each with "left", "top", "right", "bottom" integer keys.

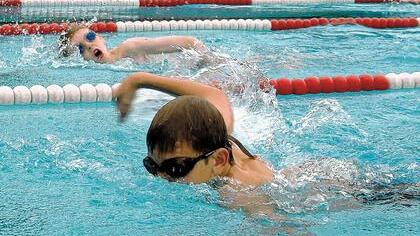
[{"left": 1, "top": 14, "right": 420, "bottom": 236}]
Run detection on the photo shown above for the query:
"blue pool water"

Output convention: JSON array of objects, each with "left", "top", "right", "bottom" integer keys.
[{"left": 1, "top": 7, "right": 420, "bottom": 236}]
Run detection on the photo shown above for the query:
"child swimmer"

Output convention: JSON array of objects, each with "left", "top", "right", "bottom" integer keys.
[
  {"left": 115, "top": 72, "right": 419, "bottom": 221},
  {"left": 58, "top": 24, "right": 207, "bottom": 63}
]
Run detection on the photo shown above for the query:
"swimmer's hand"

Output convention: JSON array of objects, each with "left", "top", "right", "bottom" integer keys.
[{"left": 115, "top": 78, "right": 137, "bottom": 122}]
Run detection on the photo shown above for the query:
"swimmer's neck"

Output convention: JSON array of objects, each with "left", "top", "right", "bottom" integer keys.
[{"left": 224, "top": 146, "right": 274, "bottom": 186}]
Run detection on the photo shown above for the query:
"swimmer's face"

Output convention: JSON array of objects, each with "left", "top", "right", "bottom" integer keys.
[
  {"left": 71, "top": 28, "right": 108, "bottom": 63},
  {"left": 146, "top": 141, "right": 231, "bottom": 184}
]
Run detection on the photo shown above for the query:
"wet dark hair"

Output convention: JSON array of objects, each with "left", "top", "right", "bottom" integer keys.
[{"left": 146, "top": 95, "right": 233, "bottom": 163}]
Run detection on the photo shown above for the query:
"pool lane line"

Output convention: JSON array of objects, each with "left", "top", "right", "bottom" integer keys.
[
  {"left": 0, "top": 73, "right": 419, "bottom": 105},
  {"left": 0, "top": 17, "right": 419, "bottom": 36},
  {"left": 269, "top": 73, "right": 420, "bottom": 95},
  {"left": 0, "top": 0, "right": 416, "bottom": 8}
]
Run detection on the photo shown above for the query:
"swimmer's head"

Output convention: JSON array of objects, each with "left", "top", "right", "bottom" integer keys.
[
  {"left": 58, "top": 24, "right": 108, "bottom": 63},
  {"left": 144, "top": 96, "right": 233, "bottom": 184}
]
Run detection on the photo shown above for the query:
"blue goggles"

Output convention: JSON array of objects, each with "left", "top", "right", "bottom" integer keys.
[{"left": 78, "top": 31, "right": 96, "bottom": 55}]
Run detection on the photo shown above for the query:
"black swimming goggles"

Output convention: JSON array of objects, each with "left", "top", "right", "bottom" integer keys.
[{"left": 143, "top": 150, "right": 217, "bottom": 179}]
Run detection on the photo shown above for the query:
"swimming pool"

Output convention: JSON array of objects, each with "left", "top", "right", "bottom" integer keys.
[{"left": 1, "top": 3, "right": 419, "bottom": 236}]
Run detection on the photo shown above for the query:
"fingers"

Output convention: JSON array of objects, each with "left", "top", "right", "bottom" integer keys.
[{"left": 116, "top": 96, "right": 131, "bottom": 122}]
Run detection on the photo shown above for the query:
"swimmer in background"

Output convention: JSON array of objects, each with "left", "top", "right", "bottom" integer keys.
[
  {"left": 58, "top": 24, "right": 207, "bottom": 63},
  {"left": 115, "top": 71, "right": 419, "bottom": 230}
]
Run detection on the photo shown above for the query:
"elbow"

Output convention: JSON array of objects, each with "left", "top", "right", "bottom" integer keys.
[{"left": 189, "top": 37, "right": 204, "bottom": 49}]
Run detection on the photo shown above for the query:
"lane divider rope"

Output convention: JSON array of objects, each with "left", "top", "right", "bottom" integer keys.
[
  {"left": 0, "top": 0, "right": 410, "bottom": 8},
  {"left": 0, "top": 17, "right": 419, "bottom": 36},
  {"left": 1, "top": 73, "right": 419, "bottom": 105},
  {"left": 269, "top": 72, "right": 420, "bottom": 95}
]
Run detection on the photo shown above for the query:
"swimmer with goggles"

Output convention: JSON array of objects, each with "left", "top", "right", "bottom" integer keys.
[{"left": 59, "top": 24, "right": 207, "bottom": 63}]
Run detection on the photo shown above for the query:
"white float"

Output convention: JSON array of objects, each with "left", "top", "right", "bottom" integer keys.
[
  {"left": 30, "top": 85, "right": 48, "bottom": 104},
  {"left": 96, "top": 83, "right": 112, "bottom": 102},
  {"left": 79, "top": 83, "right": 97, "bottom": 102},
  {"left": 46, "top": 85, "right": 64, "bottom": 103},
  {"left": 116, "top": 21, "right": 126, "bottom": 32},
  {"left": 399, "top": 73, "right": 415, "bottom": 89},
  {"left": 112, "top": 83, "right": 121, "bottom": 99},
  {"left": 13, "top": 86, "right": 31, "bottom": 104},
  {"left": 125, "top": 21, "right": 135, "bottom": 32},
  {"left": 63, "top": 84, "right": 81, "bottom": 103},
  {"left": 0, "top": 86, "right": 14, "bottom": 105},
  {"left": 169, "top": 20, "right": 179, "bottom": 31}
]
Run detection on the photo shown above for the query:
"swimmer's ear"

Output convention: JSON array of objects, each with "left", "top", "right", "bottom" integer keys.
[{"left": 213, "top": 148, "right": 230, "bottom": 167}]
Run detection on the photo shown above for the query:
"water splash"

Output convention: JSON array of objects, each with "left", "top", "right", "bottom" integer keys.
[
  {"left": 292, "top": 99, "right": 368, "bottom": 138},
  {"left": 176, "top": 49, "right": 290, "bottom": 152},
  {"left": 265, "top": 158, "right": 419, "bottom": 214},
  {"left": 19, "top": 35, "right": 53, "bottom": 67}
]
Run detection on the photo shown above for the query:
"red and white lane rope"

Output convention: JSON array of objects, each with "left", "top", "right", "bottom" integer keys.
[
  {"left": 0, "top": 73, "right": 419, "bottom": 105},
  {"left": 0, "top": 17, "right": 419, "bottom": 36},
  {"left": 270, "top": 72, "right": 420, "bottom": 95},
  {"left": 0, "top": 0, "right": 414, "bottom": 7}
]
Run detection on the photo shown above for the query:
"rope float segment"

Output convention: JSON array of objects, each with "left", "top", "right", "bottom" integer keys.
[
  {"left": 0, "top": 83, "right": 120, "bottom": 105},
  {"left": 1, "top": 17, "right": 420, "bottom": 36},
  {"left": 270, "top": 72, "right": 420, "bottom": 95},
  {"left": 0, "top": 0, "right": 415, "bottom": 7},
  {"left": 0, "top": 73, "right": 419, "bottom": 105}
]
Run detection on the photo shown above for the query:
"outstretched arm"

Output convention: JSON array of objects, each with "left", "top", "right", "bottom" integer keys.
[
  {"left": 117, "top": 36, "right": 207, "bottom": 57},
  {"left": 115, "top": 72, "right": 234, "bottom": 134}
]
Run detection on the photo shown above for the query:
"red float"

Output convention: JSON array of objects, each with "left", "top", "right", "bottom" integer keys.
[
  {"left": 408, "top": 18, "right": 418, "bottom": 27},
  {"left": 295, "top": 19, "right": 304, "bottom": 29},
  {"left": 319, "top": 18, "right": 329, "bottom": 25},
  {"left": 394, "top": 18, "right": 403, "bottom": 28},
  {"left": 304, "top": 76, "right": 321, "bottom": 93},
  {"left": 95, "top": 22, "right": 106, "bottom": 32},
  {"left": 310, "top": 18, "right": 319, "bottom": 26},
  {"left": 90, "top": 23, "right": 99, "bottom": 32},
  {"left": 386, "top": 18, "right": 396, "bottom": 28},
  {"left": 346, "top": 75, "right": 361, "bottom": 92},
  {"left": 319, "top": 77, "right": 335, "bottom": 93},
  {"left": 20, "top": 23, "right": 30, "bottom": 34},
  {"left": 49, "top": 23, "right": 61, "bottom": 34},
  {"left": 0, "top": 0, "right": 21, "bottom": 6},
  {"left": 28, "top": 24, "right": 39, "bottom": 34},
  {"left": 371, "top": 18, "right": 380, "bottom": 28},
  {"left": 355, "top": 18, "right": 363, "bottom": 24},
  {"left": 292, "top": 79, "right": 308, "bottom": 95},
  {"left": 345, "top": 17, "right": 356, "bottom": 24},
  {"left": 39, "top": 23, "right": 51, "bottom": 34},
  {"left": 329, "top": 18, "right": 339, "bottom": 26},
  {"left": 277, "top": 20, "right": 287, "bottom": 30},
  {"left": 333, "top": 76, "right": 348, "bottom": 92},
  {"left": 0, "top": 24, "right": 12, "bottom": 35},
  {"left": 373, "top": 74, "right": 389, "bottom": 90},
  {"left": 378, "top": 18, "right": 387, "bottom": 28},
  {"left": 361, "top": 18, "right": 372, "bottom": 27},
  {"left": 303, "top": 19, "right": 311, "bottom": 28},
  {"left": 10, "top": 25, "right": 22, "bottom": 35},
  {"left": 285, "top": 20, "right": 296, "bottom": 29},
  {"left": 274, "top": 78, "right": 292, "bottom": 95},
  {"left": 359, "top": 74, "right": 375, "bottom": 91},
  {"left": 401, "top": 18, "right": 410, "bottom": 27},
  {"left": 106, "top": 22, "right": 118, "bottom": 32}
]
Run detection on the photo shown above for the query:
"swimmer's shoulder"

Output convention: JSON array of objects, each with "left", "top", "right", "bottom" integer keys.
[{"left": 114, "top": 38, "right": 149, "bottom": 58}]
